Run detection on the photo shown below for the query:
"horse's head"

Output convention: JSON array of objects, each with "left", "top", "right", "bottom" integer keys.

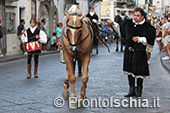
[{"left": 65, "top": 12, "right": 86, "bottom": 52}]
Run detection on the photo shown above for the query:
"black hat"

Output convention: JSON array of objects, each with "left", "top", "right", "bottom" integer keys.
[
  {"left": 90, "top": 6, "right": 94, "bottom": 9},
  {"left": 30, "top": 18, "right": 37, "bottom": 24}
]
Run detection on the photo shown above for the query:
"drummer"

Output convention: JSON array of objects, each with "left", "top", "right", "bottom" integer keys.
[{"left": 21, "top": 18, "right": 47, "bottom": 79}]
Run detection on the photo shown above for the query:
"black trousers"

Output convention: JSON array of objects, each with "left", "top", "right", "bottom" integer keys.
[
  {"left": 128, "top": 75, "right": 143, "bottom": 86},
  {"left": 27, "top": 54, "right": 39, "bottom": 64}
]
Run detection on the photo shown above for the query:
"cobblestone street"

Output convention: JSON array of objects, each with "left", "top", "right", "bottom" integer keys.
[{"left": 0, "top": 43, "right": 170, "bottom": 113}]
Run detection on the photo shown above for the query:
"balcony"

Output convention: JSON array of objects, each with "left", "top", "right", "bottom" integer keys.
[{"left": 116, "top": 0, "right": 135, "bottom": 5}]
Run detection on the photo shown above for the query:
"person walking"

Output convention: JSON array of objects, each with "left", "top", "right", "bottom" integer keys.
[
  {"left": 162, "top": 16, "right": 170, "bottom": 60},
  {"left": 39, "top": 19, "right": 47, "bottom": 53},
  {"left": 0, "top": 17, "right": 3, "bottom": 57},
  {"left": 100, "top": 24, "right": 108, "bottom": 44},
  {"left": 156, "top": 21, "right": 163, "bottom": 54},
  {"left": 21, "top": 18, "right": 47, "bottom": 79},
  {"left": 17, "top": 19, "right": 26, "bottom": 52},
  {"left": 123, "top": 8, "right": 156, "bottom": 97}
]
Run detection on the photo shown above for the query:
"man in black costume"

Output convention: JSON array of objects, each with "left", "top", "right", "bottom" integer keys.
[
  {"left": 86, "top": 7, "right": 99, "bottom": 54},
  {"left": 115, "top": 11, "right": 128, "bottom": 52},
  {"left": 123, "top": 8, "right": 156, "bottom": 97}
]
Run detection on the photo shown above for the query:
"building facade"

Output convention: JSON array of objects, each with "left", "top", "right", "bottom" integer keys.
[{"left": 3, "top": 0, "right": 61, "bottom": 56}]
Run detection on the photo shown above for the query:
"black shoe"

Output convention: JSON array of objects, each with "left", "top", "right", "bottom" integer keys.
[
  {"left": 115, "top": 48, "right": 118, "bottom": 52},
  {"left": 96, "top": 49, "right": 98, "bottom": 54},
  {"left": 78, "top": 73, "right": 82, "bottom": 77},
  {"left": 136, "top": 86, "right": 143, "bottom": 97},
  {"left": 120, "top": 49, "right": 124, "bottom": 52},
  {"left": 125, "top": 86, "right": 136, "bottom": 97}
]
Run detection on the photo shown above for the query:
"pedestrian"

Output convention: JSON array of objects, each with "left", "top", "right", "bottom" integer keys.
[
  {"left": 156, "top": 21, "right": 163, "bottom": 54},
  {"left": 162, "top": 16, "right": 170, "bottom": 60},
  {"left": 123, "top": 8, "right": 156, "bottom": 97},
  {"left": 17, "top": 19, "right": 25, "bottom": 38},
  {"left": 0, "top": 17, "right": 3, "bottom": 57},
  {"left": 21, "top": 18, "right": 47, "bottom": 79},
  {"left": 17, "top": 19, "right": 26, "bottom": 52},
  {"left": 107, "top": 20, "right": 121, "bottom": 51},
  {"left": 56, "top": 23, "right": 62, "bottom": 39},
  {"left": 39, "top": 19, "right": 47, "bottom": 53},
  {"left": 100, "top": 24, "right": 108, "bottom": 44},
  {"left": 115, "top": 11, "right": 129, "bottom": 51},
  {"left": 167, "top": 28, "right": 170, "bottom": 63},
  {"left": 51, "top": 32, "right": 60, "bottom": 51}
]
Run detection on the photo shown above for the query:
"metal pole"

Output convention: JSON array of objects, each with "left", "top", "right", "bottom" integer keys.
[
  {"left": 88, "top": 0, "right": 90, "bottom": 11},
  {"left": 162, "top": 0, "right": 164, "bottom": 16}
]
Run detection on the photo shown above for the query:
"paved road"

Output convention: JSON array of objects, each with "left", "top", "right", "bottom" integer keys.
[{"left": 0, "top": 43, "right": 170, "bottom": 113}]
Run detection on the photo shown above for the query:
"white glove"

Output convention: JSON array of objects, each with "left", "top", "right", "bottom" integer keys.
[
  {"left": 92, "top": 19, "right": 97, "bottom": 23},
  {"left": 24, "top": 52, "right": 28, "bottom": 55},
  {"left": 138, "top": 37, "right": 147, "bottom": 45}
]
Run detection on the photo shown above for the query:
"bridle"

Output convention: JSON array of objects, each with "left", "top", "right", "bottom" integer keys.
[{"left": 62, "top": 15, "right": 93, "bottom": 54}]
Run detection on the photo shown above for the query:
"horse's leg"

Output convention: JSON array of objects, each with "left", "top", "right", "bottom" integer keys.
[
  {"left": 62, "top": 64, "right": 70, "bottom": 99},
  {"left": 96, "top": 38, "right": 99, "bottom": 54},
  {"left": 79, "top": 55, "right": 90, "bottom": 101},
  {"left": 67, "top": 58, "right": 77, "bottom": 109},
  {"left": 115, "top": 38, "right": 118, "bottom": 52}
]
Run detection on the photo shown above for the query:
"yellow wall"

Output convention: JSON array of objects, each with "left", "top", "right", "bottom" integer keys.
[{"left": 101, "top": 2, "right": 110, "bottom": 17}]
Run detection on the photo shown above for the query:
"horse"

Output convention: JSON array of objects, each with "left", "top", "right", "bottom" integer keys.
[{"left": 61, "top": 11, "right": 94, "bottom": 109}]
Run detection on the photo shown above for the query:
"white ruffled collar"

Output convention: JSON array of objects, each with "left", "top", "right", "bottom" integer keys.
[
  {"left": 133, "top": 19, "right": 145, "bottom": 25},
  {"left": 90, "top": 12, "right": 94, "bottom": 16},
  {"left": 30, "top": 26, "right": 37, "bottom": 33}
]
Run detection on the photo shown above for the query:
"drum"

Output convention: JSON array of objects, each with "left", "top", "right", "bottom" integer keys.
[{"left": 26, "top": 41, "right": 41, "bottom": 54}]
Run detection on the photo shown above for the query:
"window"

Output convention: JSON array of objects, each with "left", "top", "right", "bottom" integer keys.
[
  {"left": 6, "top": 13, "right": 15, "bottom": 33},
  {"left": 145, "top": 0, "right": 153, "bottom": 5}
]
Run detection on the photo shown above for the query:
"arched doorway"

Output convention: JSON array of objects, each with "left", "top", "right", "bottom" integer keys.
[{"left": 39, "top": 5, "right": 49, "bottom": 37}]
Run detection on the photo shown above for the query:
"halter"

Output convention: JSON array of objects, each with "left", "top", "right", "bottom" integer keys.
[
  {"left": 62, "top": 19, "right": 93, "bottom": 54},
  {"left": 66, "top": 19, "right": 83, "bottom": 30}
]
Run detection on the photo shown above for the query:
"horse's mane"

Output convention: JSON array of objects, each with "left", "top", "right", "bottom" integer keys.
[
  {"left": 63, "top": 5, "right": 82, "bottom": 27},
  {"left": 68, "top": 5, "right": 77, "bottom": 13}
]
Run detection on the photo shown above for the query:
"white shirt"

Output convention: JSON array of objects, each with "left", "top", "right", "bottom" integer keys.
[{"left": 21, "top": 26, "right": 47, "bottom": 43}]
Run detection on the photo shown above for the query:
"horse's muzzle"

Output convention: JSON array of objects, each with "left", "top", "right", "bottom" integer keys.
[{"left": 70, "top": 46, "right": 77, "bottom": 53}]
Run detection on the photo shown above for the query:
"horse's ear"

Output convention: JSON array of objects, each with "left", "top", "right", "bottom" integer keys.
[
  {"left": 65, "top": 12, "right": 71, "bottom": 19},
  {"left": 80, "top": 13, "right": 87, "bottom": 21}
]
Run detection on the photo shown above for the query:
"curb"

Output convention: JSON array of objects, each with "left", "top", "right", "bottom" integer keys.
[
  {"left": 160, "top": 53, "right": 170, "bottom": 74},
  {"left": 0, "top": 51, "right": 59, "bottom": 64}
]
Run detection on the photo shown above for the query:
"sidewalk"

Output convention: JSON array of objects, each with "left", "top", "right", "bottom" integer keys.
[
  {"left": 0, "top": 51, "right": 59, "bottom": 63},
  {"left": 160, "top": 52, "right": 170, "bottom": 74}
]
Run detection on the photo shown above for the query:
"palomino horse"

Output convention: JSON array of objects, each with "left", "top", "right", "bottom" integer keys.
[{"left": 61, "top": 12, "right": 93, "bottom": 109}]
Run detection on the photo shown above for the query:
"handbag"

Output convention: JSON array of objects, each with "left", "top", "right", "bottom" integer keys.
[{"left": 26, "top": 41, "right": 41, "bottom": 54}]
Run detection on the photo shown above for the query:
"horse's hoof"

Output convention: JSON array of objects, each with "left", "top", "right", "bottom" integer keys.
[
  {"left": 69, "top": 102, "right": 77, "bottom": 110},
  {"left": 62, "top": 92, "right": 69, "bottom": 100}
]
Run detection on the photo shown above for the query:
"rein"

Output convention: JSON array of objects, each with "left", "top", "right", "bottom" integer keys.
[{"left": 62, "top": 19, "right": 93, "bottom": 54}]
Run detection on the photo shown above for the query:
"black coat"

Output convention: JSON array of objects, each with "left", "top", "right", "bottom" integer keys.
[
  {"left": 123, "top": 19, "right": 156, "bottom": 78},
  {"left": 86, "top": 12, "right": 99, "bottom": 46},
  {"left": 86, "top": 12, "right": 98, "bottom": 23}
]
